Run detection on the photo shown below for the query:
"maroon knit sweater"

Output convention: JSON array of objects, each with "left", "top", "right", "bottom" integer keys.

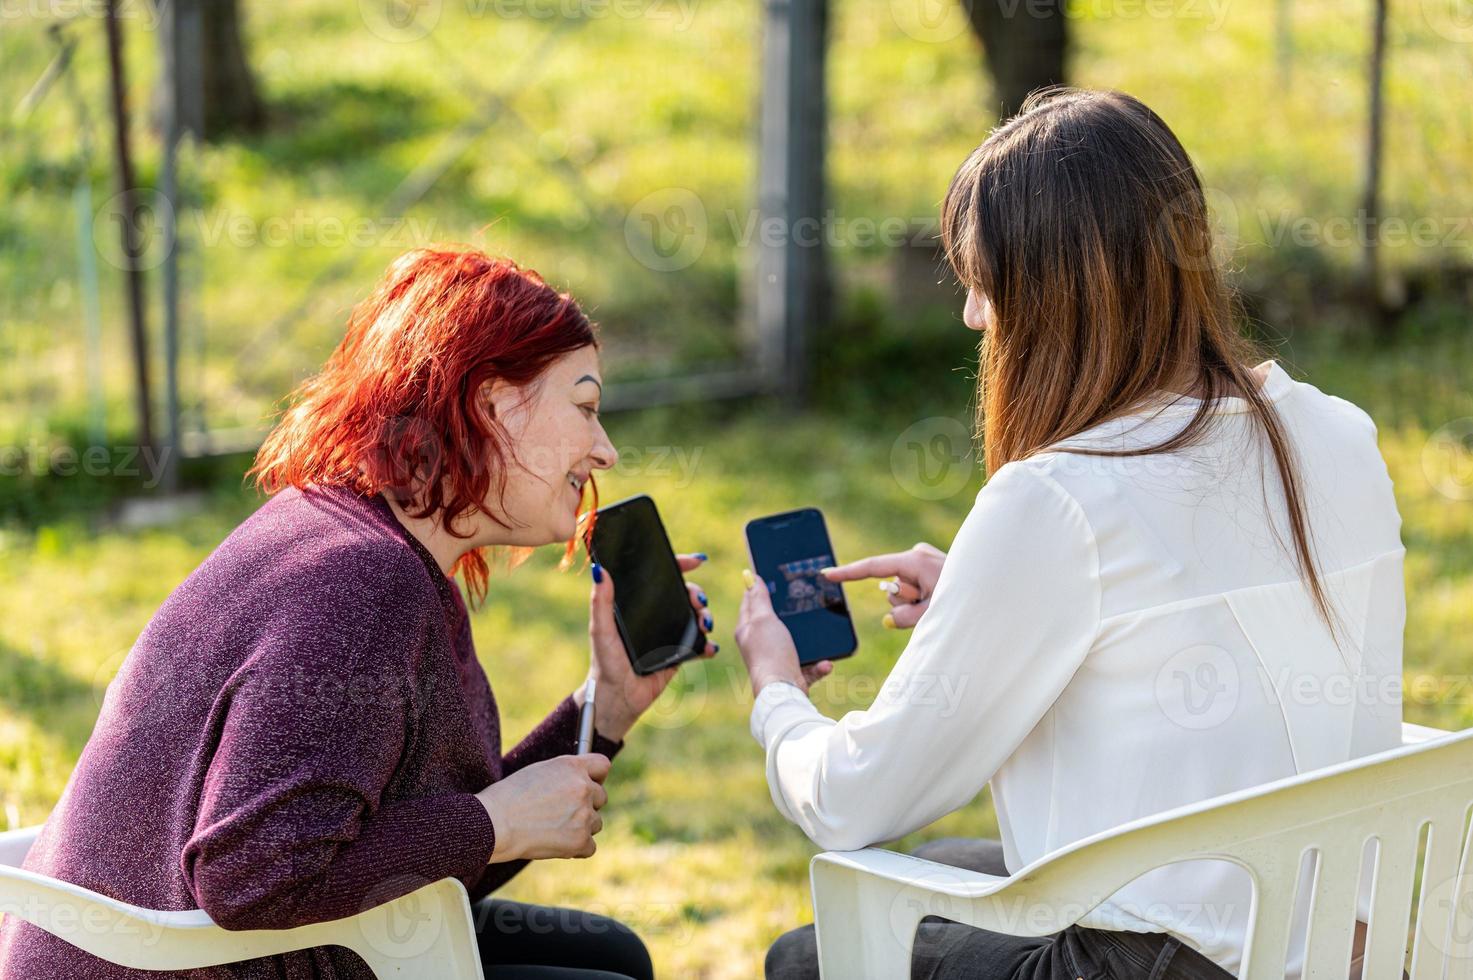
[{"left": 0, "top": 485, "right": 619, "bottom": 979}]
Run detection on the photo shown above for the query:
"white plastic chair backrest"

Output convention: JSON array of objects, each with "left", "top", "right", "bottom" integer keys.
[
  {"left": 0, "top": 825, "right": 39, "bottom": 870},
  {"left": 816, "top": 726, "right": 1473, "bottom": 980},
  {"left": 1055, "top": 726, "right": 1473, "bottom": 980},
  {"left": 0, "top": 824, "right": 485, "bottom": 979}
]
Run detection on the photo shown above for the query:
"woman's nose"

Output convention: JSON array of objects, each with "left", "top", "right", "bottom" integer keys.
[{"left": 590, "top": 426, "right": 618, "bottom": 470}]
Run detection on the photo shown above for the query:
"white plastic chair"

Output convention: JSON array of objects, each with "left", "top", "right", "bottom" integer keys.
[
  {"left": 811, "top": 721, "right": 1473, "bottom": 979},
  {"left": 0, "top": 825, "right": 484, "bottom": 978}
]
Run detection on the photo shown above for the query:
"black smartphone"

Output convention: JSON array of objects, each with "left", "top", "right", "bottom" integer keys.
[
  {"left": 589, "top": 494, "right": 705, "bottom": 676},
  {"left": 745, "top": 508, "right": 858, "bottom": 665}
]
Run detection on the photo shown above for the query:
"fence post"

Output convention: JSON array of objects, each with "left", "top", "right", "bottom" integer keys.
[
  {"left": 103, "top": 0, "right": 156, "bottom": 461},
  {"left": 157, "top": 0, "right": 203, "bottom": 492},
  {"left": 754, "top": 0, "right": 830, "bottom": 407}
]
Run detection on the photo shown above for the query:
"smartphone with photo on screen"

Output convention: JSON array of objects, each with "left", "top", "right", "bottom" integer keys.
[{"left": 744, "top": 508, "right": 858, "bottom": 665}]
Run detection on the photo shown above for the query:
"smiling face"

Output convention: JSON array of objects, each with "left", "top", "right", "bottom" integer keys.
[{"left": 477, "top": 345, "right": 618, "bottom": 547}]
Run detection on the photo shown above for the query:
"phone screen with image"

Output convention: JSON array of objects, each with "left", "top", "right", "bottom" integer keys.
[{"left": 745, "top": 508, "right": 858, "bottom": 665}]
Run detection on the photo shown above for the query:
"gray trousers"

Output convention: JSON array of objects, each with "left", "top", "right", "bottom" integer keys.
[{"left": 766, "top": 838, "right": 1235, "bottom": 980}]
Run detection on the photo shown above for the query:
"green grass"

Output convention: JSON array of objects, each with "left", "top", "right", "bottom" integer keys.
[
  {"left": 3, "top": 0, "right": 1473, "bottom": 975},
  {"left": 2, "top": 322, "right": 1471, "bottom": 976}
]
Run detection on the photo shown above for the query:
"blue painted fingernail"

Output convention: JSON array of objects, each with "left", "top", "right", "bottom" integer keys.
[
  {"left": 697, "top": 591, "right": 708, "bottom": 607},
  {"left": 711, "top": 643, "right": 720, "bottom": 653},
  {"left": 702, "top": 612, "right": 713, "bottom": 631},
  {"left": 694, "top": 553, "right": 709, "bottom": 561},
  {"left": 591, "top": 562, "right": 603, "bottom": 584}
]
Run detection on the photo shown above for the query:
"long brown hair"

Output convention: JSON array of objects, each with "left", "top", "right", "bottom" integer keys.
[{"left": 940, "top": 87, "right": 1343, "bottom": 643}]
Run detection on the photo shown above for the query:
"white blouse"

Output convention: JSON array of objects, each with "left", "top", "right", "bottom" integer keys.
[{"left": 750, "top": 361, "right": 1406, "bottom": 978}]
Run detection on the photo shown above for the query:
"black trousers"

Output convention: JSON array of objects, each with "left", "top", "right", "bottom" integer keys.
[
  {"left": 766, "top": 838, "right": 1236, "bottom": 980},
  {"left": 470, "top": 897, "right": 656, "bottom": 980}
]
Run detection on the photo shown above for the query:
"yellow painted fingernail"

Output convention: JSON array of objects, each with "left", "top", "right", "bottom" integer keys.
[
  {"left": 882, "top": 613, "right": 896, "bottom": 630},
  {"left": 742, "top": 568, "right": 756, "bottom": 590}
]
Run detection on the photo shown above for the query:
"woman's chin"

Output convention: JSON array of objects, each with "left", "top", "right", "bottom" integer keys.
[{"left": 548, "top": 515, "right": 578, "bottom": 545}]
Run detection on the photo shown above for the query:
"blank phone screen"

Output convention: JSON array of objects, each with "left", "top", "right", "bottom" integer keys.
[
  {"left": 590, "top": 495, "right": 704, "bottom": 675},
  {"left": 746, "top": 509, "right": 857, "bottom": 664}
]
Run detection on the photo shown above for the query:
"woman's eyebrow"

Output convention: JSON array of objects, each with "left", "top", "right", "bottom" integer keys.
[{"left": 574, "top": 374, "right": 603, "bottom": 396}]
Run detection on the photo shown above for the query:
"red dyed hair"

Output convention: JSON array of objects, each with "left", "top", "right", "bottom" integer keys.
[{"left": 249, "top": 247, "right": 599, "bottom": 602}]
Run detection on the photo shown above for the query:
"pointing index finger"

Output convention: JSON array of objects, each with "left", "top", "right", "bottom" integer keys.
[{"left": 820, "top": 552, "right": 910, "bottom": 583}]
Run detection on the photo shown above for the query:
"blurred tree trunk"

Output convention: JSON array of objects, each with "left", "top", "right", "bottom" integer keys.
[
  {"left": 158, "top": 0, "right": 264, "bottom": 139},
  {"left": 1362, "top": 0, "right": 1394, "bottom": 337},
  {"left": 962, "top": 0, "right": 1068, "bottom": 119}
]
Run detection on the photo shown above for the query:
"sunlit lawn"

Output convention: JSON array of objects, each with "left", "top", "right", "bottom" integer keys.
[
  {"left": 2, "top": 324, "right": 1471, "bottom": 977},
  {"left": 3, "top": 0, "right": 1472, "bottom": 975}
]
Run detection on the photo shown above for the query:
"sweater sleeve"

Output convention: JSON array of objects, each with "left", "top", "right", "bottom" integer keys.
[
  {"left": 180, "top": 558, "right": 496, "bottom": 931},
  {"left": 504, "top": 694, "right": 624, "bottom": 774},
  {"left": 469, "top": 693, "right": 623, "bottom": 898},
  {"left": 749, "top": 461, "right": 1103, "bottom": 851}
]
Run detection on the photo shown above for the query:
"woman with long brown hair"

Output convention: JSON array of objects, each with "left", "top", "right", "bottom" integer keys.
[{"left": 736, "top": 88, "right": 1405, "bottom": 979}]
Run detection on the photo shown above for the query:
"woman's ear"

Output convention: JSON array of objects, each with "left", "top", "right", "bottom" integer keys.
[
  {"left": 479, "top": 378, "right": 523, "bottom": 421},
  {"left": 479, "top": 376, "right": 536, "bottom": 439}
]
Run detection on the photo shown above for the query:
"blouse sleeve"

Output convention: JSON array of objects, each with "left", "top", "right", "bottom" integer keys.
[
  {"left": 180, "top": 559, "right": 495, "bottom": 931},
  {"left": 749, "top": 461, "right": 1102, "bottom": 852}
]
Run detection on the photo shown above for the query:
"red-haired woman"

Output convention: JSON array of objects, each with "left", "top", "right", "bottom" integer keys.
[{"left": 0, "top": 249, "right": 713, "bottom": 980}]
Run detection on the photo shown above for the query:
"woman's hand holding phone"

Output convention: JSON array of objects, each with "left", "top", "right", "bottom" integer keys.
[
  {"left": 820, "top": 542, "right": 946, "bottom": 630},
  {"left": 734, "top": 571, "right": 835, "bottom": 697},
  {"left": 585, "top": 552, "right": 718, "bottom": 742}
]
